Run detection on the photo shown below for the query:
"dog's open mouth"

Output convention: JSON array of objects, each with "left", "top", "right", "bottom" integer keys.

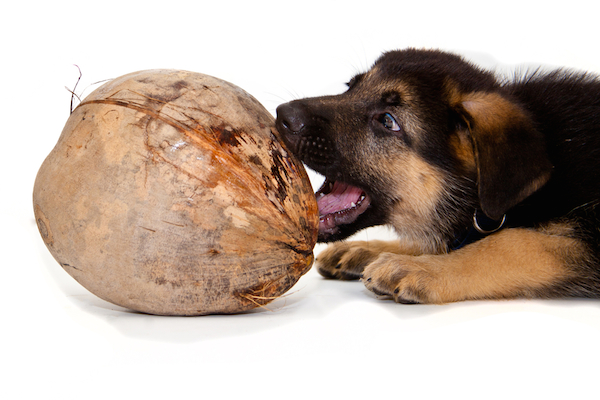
[{"left": 316, "top": 178, "right": 371, "bottom": 236}]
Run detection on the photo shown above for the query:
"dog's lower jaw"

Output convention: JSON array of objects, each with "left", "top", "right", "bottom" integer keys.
[
  {"left": 315, "top": 178, "right": 374, "bottom": 241},
  {"left": 318, "top": 195, "right": 371, "bottom": 235},
  {"left": 316, "top": 209, "right": 385, "bottom": 243}
]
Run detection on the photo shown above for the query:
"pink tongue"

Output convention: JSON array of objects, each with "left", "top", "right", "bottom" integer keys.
[{"left": 317, "top": 181, "right": 364, "bottom": 215}]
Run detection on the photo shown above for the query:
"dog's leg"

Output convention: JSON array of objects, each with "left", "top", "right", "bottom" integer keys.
[
  {"left": 362, "top": 226, "right": 585, "bottom": 303},
  {"left": 315, "top": 240, "right": 423, "bottom": 280}
]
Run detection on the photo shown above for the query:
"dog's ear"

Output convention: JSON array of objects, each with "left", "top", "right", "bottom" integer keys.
[{"left": 457, "top": 92, "right": 552, "bottom": 220}]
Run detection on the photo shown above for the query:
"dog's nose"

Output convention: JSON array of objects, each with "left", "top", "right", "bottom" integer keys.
[{"left": 276, "top": 102, "right": 306, "bottom": 135}]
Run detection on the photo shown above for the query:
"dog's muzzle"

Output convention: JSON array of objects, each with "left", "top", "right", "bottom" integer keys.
[
  {"left": 275, "top": 102, "right": 338, "bottom": 167},
  {"left": 276, "top": 101, "right": 372, "bottom": 241}
]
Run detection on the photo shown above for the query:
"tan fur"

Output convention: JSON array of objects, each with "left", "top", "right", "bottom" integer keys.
[
  {"left": 363, "top": 66, "right": 417, "bottom": 104},
  {"left": 383, "top": 150, "right": 478, "bottom": 254},
  {"left": 461, "top": 92, "right": 551, "bottom": 193},
  {"left": 444, "top": 79, "right": 478, "bottom": 172},
  {"left": 449, "top": 129, "right": 476, "bottom": 172},
  {"left": 461, "top": 92, "right": 518, "bottom": 138},
  {"left": 386, "top": 153, "right": 450, "bottom": 253},
  {"left": 360, "top": 226, "right": 581, "bottom": 303}
]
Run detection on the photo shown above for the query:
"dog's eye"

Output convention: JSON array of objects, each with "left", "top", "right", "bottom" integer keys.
[{"left": 377, "top": 113, "right": 401, "bottom": 132}]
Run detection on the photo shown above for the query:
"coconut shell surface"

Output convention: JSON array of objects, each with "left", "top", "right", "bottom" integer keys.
[{"left": 33, "top": 70, "right": 318, "bottom": 316}]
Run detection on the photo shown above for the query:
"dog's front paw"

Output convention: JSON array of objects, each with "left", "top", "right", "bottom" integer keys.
[
  {"left": 315, "top": 241, "right": 386, "bottom": 280},
  {"left": 362, "top": 253, "right": 439, "bottom": 304}
]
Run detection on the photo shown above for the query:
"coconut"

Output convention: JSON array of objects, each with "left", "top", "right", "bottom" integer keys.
[{"left": 33, "top": 70, "right": 318, "bottom": 316}]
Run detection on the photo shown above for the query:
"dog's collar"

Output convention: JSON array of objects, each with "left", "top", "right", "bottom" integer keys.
[{"left": 450, "top": 210, "right": 506, "bottom": 251}]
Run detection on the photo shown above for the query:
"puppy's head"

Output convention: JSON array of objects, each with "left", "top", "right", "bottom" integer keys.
[{"left": 276, "top": 49, "right": 551, "bottom": 252}]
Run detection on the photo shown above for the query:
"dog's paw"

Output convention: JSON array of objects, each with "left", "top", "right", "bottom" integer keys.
[
  {"left": 315, "top": 241, "right": 385, "bottom": 280},
  {"left": 362, "top": 253, "right": 439, "bottom": 304}
]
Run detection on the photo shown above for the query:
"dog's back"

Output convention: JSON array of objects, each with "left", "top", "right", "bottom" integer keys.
[{"left": 509, "top": 70, "right": 600, "bottom": 217}]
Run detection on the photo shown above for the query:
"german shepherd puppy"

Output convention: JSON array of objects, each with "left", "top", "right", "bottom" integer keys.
[{"left": 275, "top": 48, "right": 600, "bottom": 304}]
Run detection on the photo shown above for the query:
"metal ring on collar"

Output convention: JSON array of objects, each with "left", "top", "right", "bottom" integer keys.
[{"left": 473, "top": 210, "right": 506, "bottom": 234}]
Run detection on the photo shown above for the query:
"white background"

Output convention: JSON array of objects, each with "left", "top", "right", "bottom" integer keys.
[{"left": 4, "top": 0, "right": 600, "bottom": 398}]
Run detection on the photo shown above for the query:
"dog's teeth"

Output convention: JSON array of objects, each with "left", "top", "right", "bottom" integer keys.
[{"left": 350, "top": 202, "right": 356, "bottom": 208}]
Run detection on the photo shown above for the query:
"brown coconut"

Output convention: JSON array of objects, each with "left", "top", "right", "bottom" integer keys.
[{"left": 33, "top": 69, "right": 318, "bottom": 316}]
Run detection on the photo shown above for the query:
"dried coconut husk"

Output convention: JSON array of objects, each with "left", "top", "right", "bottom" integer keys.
[{"left": 33, "top": 69, "right": 318, "bottom": 316}]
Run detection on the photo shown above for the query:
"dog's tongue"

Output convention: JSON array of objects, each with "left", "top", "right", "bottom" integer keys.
[{"left": 316, "top": 180, "right": 370, "bottom": 235}]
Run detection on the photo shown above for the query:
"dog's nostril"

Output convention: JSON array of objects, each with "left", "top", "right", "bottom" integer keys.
[
  {"left": 276, "top": 103, "right": 306, "bottom": 134},
  {"left": 282, "top": 117, "right": 304, "bottom": 133}
]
